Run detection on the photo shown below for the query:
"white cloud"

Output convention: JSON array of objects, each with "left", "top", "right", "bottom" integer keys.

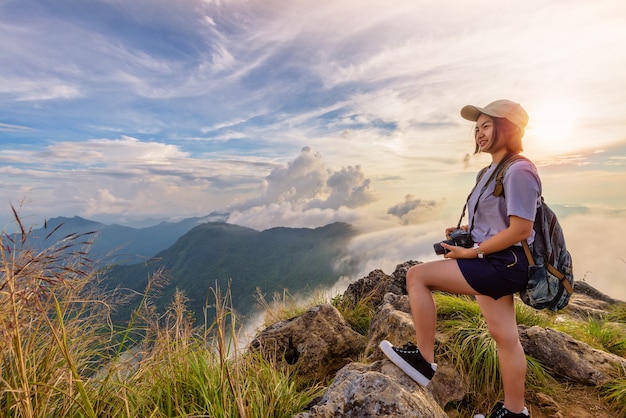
[
  {"left": 307, "top": 165, "right": 377, "bottom": 210},
  {"left": 226, "top": 147, "right": 378, "bottom": 228},
  {"left": 223, "top": 147, "right": 319, "bottom": 208},
  {"left": 0, "top": 136, "right": 280, "bottom": 226},
  {"left": 37, "top": 136, "right": 189, "bottom": 165},
  {"left": 0, "top": 76, "right": 82, "bottom": 101},
  {"left": 0, "top": 122, "right": 32, "bottom": 132},
  {"left": 387, "top": 195, "right": 444, "bottom": 225},
  {"left": 337, "top": 221, "right": 445, "bottom": 282},
  {"left": 227, "top": 203, "right": 364, "bottom": 231}
]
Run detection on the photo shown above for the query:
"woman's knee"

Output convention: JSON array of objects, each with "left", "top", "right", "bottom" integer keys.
[
  {"left": 406, "top": 264, "right": 420, "bottom": 280},
  {"left": 477, "top": 296, "right": 519, "bottom": 346},
  {"left": 487, "top": 325, "right": 520, "bottom": 348},
  {"left": 406, "top": 263, "right": 432, "bottom": 293},
  {"left": 406, "top": 264, "right": 425, "bottom": 284}
]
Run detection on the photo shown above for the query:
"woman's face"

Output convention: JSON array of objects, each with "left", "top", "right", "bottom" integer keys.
[{"left": 474, "top": 114, "right": 498, "bottom": 153}]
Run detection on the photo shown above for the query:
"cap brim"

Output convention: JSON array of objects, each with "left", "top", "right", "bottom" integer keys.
[{"left": 460, "top": 105, "right": 484, "bottom": 122}]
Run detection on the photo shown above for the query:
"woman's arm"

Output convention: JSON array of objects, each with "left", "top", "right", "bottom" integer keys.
[{"left": 442, "top": 215, "right": 533, "bottom": 259}]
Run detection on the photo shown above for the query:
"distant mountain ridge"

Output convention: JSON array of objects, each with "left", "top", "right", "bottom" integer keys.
[
  {"left": 26, "top": 212, "right": 229, "bottom": 265},
  {"left": 102, "top": 221, "right": 358, "bottom": 325}
]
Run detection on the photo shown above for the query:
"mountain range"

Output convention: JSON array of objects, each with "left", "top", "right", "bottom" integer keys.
[
  {"left": 26, "top": 212, "right": 230, "bottom": 265},
  {"left": 25, "top": 215, "right": 359, "bottom": 325}
]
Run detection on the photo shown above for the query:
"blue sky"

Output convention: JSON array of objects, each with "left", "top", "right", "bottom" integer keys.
[{"left": 1, "top": 0, "right": 626, "bottom": 299}]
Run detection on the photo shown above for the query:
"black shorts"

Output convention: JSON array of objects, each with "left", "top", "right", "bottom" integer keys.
[{"left": 457, "top": 246, "right": 529, "bottom": 299}]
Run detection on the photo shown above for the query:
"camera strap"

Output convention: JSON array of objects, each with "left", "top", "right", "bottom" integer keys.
[{"left": 456, "top": 152, "right": 519, "bottom": 231}]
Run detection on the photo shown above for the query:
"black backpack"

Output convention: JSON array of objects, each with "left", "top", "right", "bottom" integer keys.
[{"left": 489, "top": 154, "right": 575, "bottom": 311}]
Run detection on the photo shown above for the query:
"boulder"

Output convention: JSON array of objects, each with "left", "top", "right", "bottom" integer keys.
[
  {"left": 365, "top": 292, "right": 414, "bottom": 361},
  {"left": 341, "top": 260, "right": 421, "bottom": 309},
  {"left": 519, "top": 325, "right": 626, "bottom": 385},
  {"left": 249, "top": 303, "right": 366, "bottom": 382},
  {"left": 365, "top": 292, "right": 467, "bottom": 407},
  {"left": 563, "top": 284, "right": 616, "bottom": 321},
  {"left": 294, "top": 360, "right": 448, "bottom": 418}
]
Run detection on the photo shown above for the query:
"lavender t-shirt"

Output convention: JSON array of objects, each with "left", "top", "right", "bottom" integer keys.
[{"left": 467, "top": 159, "right": 542, "bottom": 246}]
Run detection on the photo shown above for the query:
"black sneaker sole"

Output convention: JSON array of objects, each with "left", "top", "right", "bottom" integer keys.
[
  {"left": 473, "top": 402, "right": 530, "bottom": 418},
  {"left": 379, "top": 340, "right": 433, "bottom": 386}
]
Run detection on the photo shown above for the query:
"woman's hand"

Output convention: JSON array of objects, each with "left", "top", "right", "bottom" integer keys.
[
  {"left": 445, "top": 225, "right": 467, "bottom": 239},
  {"left": 440, "top": 242, "right": 476, "bottom": 259}
]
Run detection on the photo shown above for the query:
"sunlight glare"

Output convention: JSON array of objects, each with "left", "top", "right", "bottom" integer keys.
[{"left": 525, "top": 101, "right": 580, "bottom": 156}]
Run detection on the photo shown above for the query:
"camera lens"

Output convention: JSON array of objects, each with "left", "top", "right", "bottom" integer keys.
[{"left": 433, "top": 239, "right": 454, "bottom": 255}]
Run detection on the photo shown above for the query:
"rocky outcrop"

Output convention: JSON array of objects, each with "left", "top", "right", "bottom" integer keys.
[
  {"left": 293, "top": 361, "right": 448, "bottom": 418},
  {"left": 249, "top": 303, "right": 366, "bottom": 382},
  {"left": 342, "top": 261, "right": 418, "bottom": 308},
  {"left": 249, "top": 261, "right": 626, "bottom": 417}
]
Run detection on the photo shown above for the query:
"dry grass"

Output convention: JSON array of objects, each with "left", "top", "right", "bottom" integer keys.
[{"left": 0, "top": 208, "right": 322, "bottom": 417}]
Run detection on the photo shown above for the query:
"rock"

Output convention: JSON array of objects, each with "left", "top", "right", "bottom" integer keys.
[
  {"left": 518, "top": 325, "right": 626, "bottom": 385},
  {"left": 341, "top": 261, "right": 421, "bottom": 310},
  {"left": 343, "top": 269, "right": 400, "bottom": 309},
  {"left": 249, "top": 304, "right": 366, "bottom": 382},
  {"left": 563, "top": 282, "right": 621, "bottom": 321},
  {"left": 533, "top": 392, "right": 563, "bottom": 418},
  {"left": 390, "top": 260, "right": 422, "bottom": 284},
  {"left": 365, "top": 292, "right": 467, "bottom": 407},
  {"left": 365, "top": 292, "right": 414, "bottom": 361},
  {"left": 293, "top": 360, "right": 448, "bottom": 418},
  {"left": 426, "top": 359, "right": 467, "bottom": 408},
  {"left": 573, "top": 281, "right": 619, "bottom": 304},
  {"left": 565, "top": 292, "right": 613, "bottom": 321}
]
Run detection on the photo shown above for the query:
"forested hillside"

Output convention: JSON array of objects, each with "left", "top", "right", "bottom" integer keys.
[{"left": 102, "top": 222, "right": 358, "bottom": 325}]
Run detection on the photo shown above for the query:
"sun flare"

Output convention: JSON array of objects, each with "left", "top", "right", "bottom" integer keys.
[{"left": 525, "top": 101, "right": 580, "bottom": 156}]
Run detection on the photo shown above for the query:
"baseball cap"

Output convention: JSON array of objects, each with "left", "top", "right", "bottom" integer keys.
[{"left": 460, "top": 99, "right": 529, "bottom": 130}]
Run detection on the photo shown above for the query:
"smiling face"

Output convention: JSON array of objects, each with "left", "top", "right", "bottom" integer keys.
[
  {"left": 473, "top": 113, "right": 524, "bottom": 157},
  {"left": 474, "top": 114, "right": 497, "bottom": 153}
]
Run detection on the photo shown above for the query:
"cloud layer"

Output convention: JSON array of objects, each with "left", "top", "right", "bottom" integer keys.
[{"left": 2, "top": 1, "right": 624, "bottom": 221}]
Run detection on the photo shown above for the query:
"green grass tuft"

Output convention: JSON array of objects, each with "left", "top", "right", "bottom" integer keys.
[{"left": 601, "top": 378, "right": 626, "bottom": 417}]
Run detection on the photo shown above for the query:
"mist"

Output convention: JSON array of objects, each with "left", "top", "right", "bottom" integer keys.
[
  {"left": 333, "top": 210, "right": 626, "bottom": 304},
  {"left": 561, "top": 212, "right": 626, "bottom": 302},
  {"left": 224, "top": 147, "right": 626, "bottom": 303}
]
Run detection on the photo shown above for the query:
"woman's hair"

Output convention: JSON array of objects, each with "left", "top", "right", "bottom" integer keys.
[{"left": 474, "top": 116, "right": 524, "bottom": 154}]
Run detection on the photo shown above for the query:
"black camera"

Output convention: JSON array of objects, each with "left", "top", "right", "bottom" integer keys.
[{"left": 433, "top": 229, "right": 474, "bottom": 255}]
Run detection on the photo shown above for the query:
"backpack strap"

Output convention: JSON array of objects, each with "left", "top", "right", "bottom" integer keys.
[
  {"left": 521, "top": 240, "right": 534, "bottom": 267},
  {"left": 522, "top": 239, "right": 574, "bottom": 294},
  {"left": 497, "top": 158, "right": 575, "bottom": 295},
  {"left": 492, "top": 154, "right": 528, "bottom": 197}
]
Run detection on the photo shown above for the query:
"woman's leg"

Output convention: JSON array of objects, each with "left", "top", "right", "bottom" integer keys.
[
  {"left": 405, "top": 259, "right": 477, "bottom": 363},
  {"left": 475, "top": 294, "right": 527, "bottom": 414}
]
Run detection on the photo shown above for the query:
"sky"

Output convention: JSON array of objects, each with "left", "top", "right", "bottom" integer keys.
[{"left": 1, "top": 0, "right": 626, "bottom": 300}]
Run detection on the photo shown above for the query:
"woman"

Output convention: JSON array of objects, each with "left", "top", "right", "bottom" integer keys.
[{"left": 380, "top": 99, "right": 540, "bottom": 418}]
